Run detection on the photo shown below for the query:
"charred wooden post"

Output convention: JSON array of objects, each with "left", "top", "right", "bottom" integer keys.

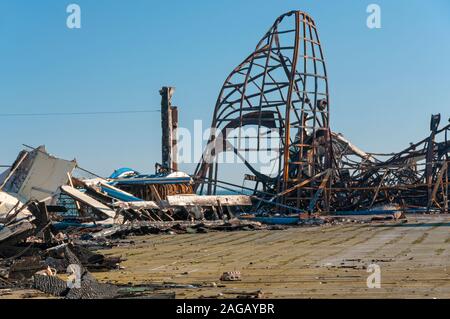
[{"left": 160, "top": 87, "right": 177, "bottom": 172}]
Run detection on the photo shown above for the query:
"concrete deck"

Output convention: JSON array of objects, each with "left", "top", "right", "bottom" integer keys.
[{"left": 96, "top": 215, "right": 450, "bottom": 298}]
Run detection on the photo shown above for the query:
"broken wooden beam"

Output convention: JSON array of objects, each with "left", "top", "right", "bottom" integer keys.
[
  {"left": 60, "top": 185, "right": 116, "bottom": 219},
  {"left": 166, "top": 194, "right": 252, "bottom": 207},
  {"left": 0, "top": 220, "right": 36, "bottom": 247},
  {"left": 112, "top": 201, "right": 160, "bottom": 210}
]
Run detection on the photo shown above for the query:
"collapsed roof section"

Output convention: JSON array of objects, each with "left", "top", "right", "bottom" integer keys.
[
  {"left": 0, "top": 146, "right": 77, "bottom": 203},
  {"left": 0, "top": 146, "right": 76, "bottom": 222}
]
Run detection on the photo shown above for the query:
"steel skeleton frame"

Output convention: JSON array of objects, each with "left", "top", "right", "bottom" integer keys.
[
  {"left": 195, "top": 11, "right": 331, "bottom": 207},
  {"left": 194, "top": 10, "right": 450, "bottom": 214}
]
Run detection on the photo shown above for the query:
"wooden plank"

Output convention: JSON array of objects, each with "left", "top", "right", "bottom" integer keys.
[
  {"left": 150, "top": 185, "right": 174, "bottom": 220},
  {"left": 67, "top": 173, "right": 81, "bottom": 211},
  {"left": 0, "top": 220, "right": 35, "bottom": 246},
  {"left": 167, "top": 195, "right": 252, "bottom": 207},
  {"left": 60, "top": 185, "right": 116, "bottom": 219},
  {"left": 113, "top": 201, "right": 160, "bottom": 210}
]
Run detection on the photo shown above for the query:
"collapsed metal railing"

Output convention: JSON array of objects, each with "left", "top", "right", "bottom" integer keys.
[{"left": 326, "top": 117, "right": 450, "bottom": 213}]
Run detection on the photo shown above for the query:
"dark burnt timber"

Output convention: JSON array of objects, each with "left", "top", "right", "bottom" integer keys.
[
  {"left": 160, "top": 86, "right": 178, "bottom": 172},
  {"left": 1, "top": 8, "right": 449, "bottom": 300},
  {"left": 194, "top": 10, "right": 450, "bottom": 215}
]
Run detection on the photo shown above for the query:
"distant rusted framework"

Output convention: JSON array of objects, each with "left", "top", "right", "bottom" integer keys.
[
  {"left": 330, "top": 118, "right": 450, "bottom": 213},
  {"left": 195, "top": 10, "right": 450, "bottom": 214}
]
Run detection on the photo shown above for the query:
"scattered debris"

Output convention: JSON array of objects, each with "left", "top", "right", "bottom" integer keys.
[
  {"left": 220, "top": 271, "right": 242, "bottom": 282},
  {"left": 1, "top": 9, "right": 448, "bottom": 299},
  {"left": 222, "top": 290, "right": 264, "bottom": 299}
]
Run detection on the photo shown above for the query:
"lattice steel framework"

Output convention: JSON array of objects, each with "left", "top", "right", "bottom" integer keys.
[{"left": 195, "top": 10, "right": 332, "bottom": 209}]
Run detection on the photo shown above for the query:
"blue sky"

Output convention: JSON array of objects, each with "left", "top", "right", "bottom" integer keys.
[{"left": 1, "top": 0, "right": 449, "bottom": 181}]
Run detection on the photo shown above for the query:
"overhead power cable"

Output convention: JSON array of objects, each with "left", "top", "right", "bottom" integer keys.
[{"left": 0, "top": 110, "right": 161, "bottom": 117}]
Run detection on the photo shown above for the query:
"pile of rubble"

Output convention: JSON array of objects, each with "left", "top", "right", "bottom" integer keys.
[{"left": 0, "top": 145, "right": 270, "bottom": 298}]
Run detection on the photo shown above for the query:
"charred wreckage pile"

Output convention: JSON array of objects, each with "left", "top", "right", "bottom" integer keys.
[
  {"left": 0, "top": 10, "right": 449, "bottom": 298},
  {"left": 0, "top": 146, "right": 264, "bottom": 298},
  {"left": 194, "top": 10, "right": 450, "bottom": 216}
]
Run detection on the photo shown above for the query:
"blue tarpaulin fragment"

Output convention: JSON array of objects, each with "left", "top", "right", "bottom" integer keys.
[
  {"left": 100, "top": 185, "right": 143, "bottom": 202},
  {"left": 109, "top": 168, "right": 140, "bottom": 179}
]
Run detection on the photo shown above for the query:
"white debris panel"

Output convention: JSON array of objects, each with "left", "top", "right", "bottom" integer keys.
[
  {"left": 0, "top": 191, "right": 31, "bottom": 221},
  {"left": 1, "top": 146, "right": 77, "bottom": 202}
]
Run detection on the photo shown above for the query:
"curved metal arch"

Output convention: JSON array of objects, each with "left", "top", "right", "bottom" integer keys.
[{"left": 195, "top": 10, "right": 331, "bottom": 205}]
